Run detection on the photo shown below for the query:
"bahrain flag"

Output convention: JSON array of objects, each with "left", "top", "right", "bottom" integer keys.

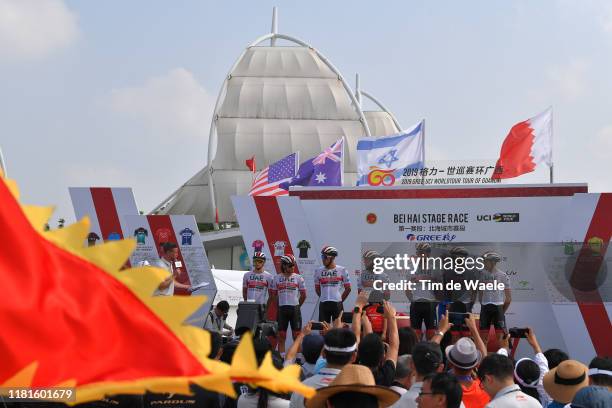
[{"left": 493, "top": 107, "right": 552, "bottom": 179}]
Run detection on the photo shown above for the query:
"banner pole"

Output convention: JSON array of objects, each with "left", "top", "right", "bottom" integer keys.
[{"left": 422, "top": 118, "right": 426, "bottom": 186}]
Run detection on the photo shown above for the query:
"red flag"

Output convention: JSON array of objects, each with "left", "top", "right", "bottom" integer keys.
[
  {"left": 493, "top": 108, "right": 552, "bottom": 179},
  {"left": 245, "top": 156, "right": 256, "bottom": 173}
]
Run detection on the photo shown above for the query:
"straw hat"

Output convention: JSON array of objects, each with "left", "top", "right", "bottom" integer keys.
[
  {"left": 306, "top": 364, "right": 400, "bottom": 408},
  {"left": 543, "top": 360, "right": 589, "bottom": 403}
]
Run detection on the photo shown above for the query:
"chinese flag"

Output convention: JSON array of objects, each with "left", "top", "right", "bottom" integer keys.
[{"left": 0, "top": 177, "right": 208, "bottom": 398}]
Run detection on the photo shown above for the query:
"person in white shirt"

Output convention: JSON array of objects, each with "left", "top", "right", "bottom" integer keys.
[
  {"left": 242, "top": 251, "right": 274, "bottom": 307},
  {"left": 203, "top": 301, "right": 233, "bottom": 337},
  {"left": 478, "top": 252, "right": 511, "bottom": 346},
  {"left": 314, "top": 246, "right": 351, "bottom": 323},
  {"left": 269, "top": 254, "right": 307, "bottom": 353},
  {"left": 477, "top": 354, "right": 541, "bottom": 408},
  {"left": 152, "top": 242, "right": 192, "bottom": 296}
]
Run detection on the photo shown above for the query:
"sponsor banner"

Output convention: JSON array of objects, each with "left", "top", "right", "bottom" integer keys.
[
  {"left": 234, "top": 183, "right": 610, "bottom": 358},
  {"left": 124, "top": 214, "right": 217, "bottom": 324},
  {"left": 400, "top": 160, "right": 502, "bottom": 186},
  {"left": 69, "top": 187, "right": 139, "bottom": 246}
]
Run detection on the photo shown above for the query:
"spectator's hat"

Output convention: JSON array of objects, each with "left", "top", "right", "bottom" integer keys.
[
  {"left": 570, "top": 386, "right": 612, "bottom": 408},
  {"left": 305, "top": 364, "right": 400, "bottom": 408},
  {"left": 445, "top": 337, "right": 481, "bottom": 370},
  {"left": 302, "top": 334, "right": 324, "bottom": 357},
  {"left": 544, "top": 360, "right": 589, "bottom": 403}
]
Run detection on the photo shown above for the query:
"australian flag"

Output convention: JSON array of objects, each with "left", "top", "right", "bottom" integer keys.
[{"left": 280, "top": 138, "right": 344, "bottom": 190}]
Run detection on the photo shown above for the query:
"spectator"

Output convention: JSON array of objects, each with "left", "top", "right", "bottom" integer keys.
[
  {"left": 416, "top": 372, "right": 463, "bottom": 408},
  {"left": 238, "top": 350, "right": 290, "bottom": 408},
  {"left": 512, "top": 328, "right": 551, "bottom": 406},
  {"left": 393, "top": 342, "right": 444, "bottom": 408},
  {"left": 204, "top": 301, "right": 234, "bottom": 337},
  {"left": 569, "top": 386, "right": 612, "bottom": 408},
  {"left": 284, "top": 322, "right": 325, "bottom": 380},
  {"left": 588, "top": 356, "right": 612, "bottom": 390},
  {"left": 305, "top": 364, "right": 400, "bottom": 408},
  {"left": 543, "top": 349, "right": 569, "bottom": 370},
  {"left": 445, "top": 337, "right": 489, "bottom": 408},
  {"left": 391, "top": 355, "right": 414, "bottom": 395},
  {"left": 477, "top": 354, "right": 540, "bottom": 407},
  {"left": 207, "top": 330, "right": 224, "bottom": 359},
  {"left": 399, "top": 327, "right": 419, "bottom": 356},
  {"left": 543, "top": 360, "right": 589, "bottom": 407},
  {"left": 513, "top": 359, "right": 541, "bottom": 402},
  {"left": 289, "top": 328, "right": 357, "bottom": 408},
  {"left": 353, "top": 294, "right": 400, "bottom": 386},
  {"left": 358, "top": 333, "right": 396, "bottom": 386}
]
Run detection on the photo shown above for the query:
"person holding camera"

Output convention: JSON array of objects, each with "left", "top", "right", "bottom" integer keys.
[
  {"left": 269, "top": 254, "right": 307, "bottom": 354},
  {"left": 477, "top": 252, "right": 511, "bottom": 347},
  {"left": 204, "top": 300, "right": 234, "bottom": 337},
  {"left": 314, "top": 246, "right": 351, "bottom": 323}
]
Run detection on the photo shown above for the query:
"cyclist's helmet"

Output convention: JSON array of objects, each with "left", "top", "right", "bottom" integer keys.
[
  {"left": 482, "top": 251, "right": 501, "bottom": 262},
  {"left": 253, "top": 251, "right": 266, "bottom": 261},
  {"left": 450, "top": 247, "right": 468, "bottom": 257},
  {"left": 416, "top": 243, "right": 432, "bottom": 253},
  {"left": 321, "top": 246, "right": 338, "bottom": 257},
  {"left": 363, "top": 250, "right": 380, "bottom": 259},
  {"left": 280, "top": 254, "right": 296, "bottom": 267}
]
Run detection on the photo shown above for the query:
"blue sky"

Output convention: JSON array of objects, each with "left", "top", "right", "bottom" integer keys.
[{"left": 1, "top": 0, "right": 611, "bottom": 223}]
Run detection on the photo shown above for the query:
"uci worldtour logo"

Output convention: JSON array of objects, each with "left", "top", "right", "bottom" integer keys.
[
  {"left": 477, "top": 213, "right": 520, "bottom": 222},
  {"left": 406, "top": 233, "right": 457, "bottom": 242}
]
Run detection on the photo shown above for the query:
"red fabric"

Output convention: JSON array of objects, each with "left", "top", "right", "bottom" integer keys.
[
  {"left": 245, "top": 156, "right": 256, "bottom": 172},
  {"left": 364, "top": 305, "right": 385, "bottom": 333},
  {"left": 461, "top": 379, "right": 490, "bottom": 408},
  {"left": 0, "top": 179, "right": 207, "bottom": 387},
  {"left": 493, "top": 120, "right": 536, "bottom": 179}
]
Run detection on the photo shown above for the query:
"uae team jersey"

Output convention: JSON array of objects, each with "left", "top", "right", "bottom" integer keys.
[
  {"left": 270, "top": 273, "right": 306, "bottom": 306},
  {"left": 273, "top": 241, "right": 286, "bottom": 256},
  {"left": 357, "top": 270, "right": 390, "bottom": 292},
  {"left": 314, "top": 265, "right": 350, "bottom": 302},
  {"left": 410, "top": 266, "right": 442, "bottom": 302},
  {"left": 479, "top": 268, "right": 510, "bottom": 305},
  {"left": 242, "top": 270, "right": 274, "bottom": 304}
]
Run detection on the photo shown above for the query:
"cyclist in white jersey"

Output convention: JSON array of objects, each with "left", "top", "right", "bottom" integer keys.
[
  {"left": 357, "top": 250, "right": 391, "bottom": 300},
  {"left": 268, "top": 254, "right": 306, "bottom": 353},
  {"left": 242, "top": 251, "right": 274, "bottom": 308},
  {"left": 478, "top": 251, "right": 511, "bottom": 346},
  {"left": 406, "top": 243, "right": 442, "bottom": 340},
  {"left": 314, "top": 246, "right": 351, "bottom": 323}
]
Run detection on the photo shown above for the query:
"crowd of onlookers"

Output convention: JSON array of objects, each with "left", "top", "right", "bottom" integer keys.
[{"left": 13, "top": 293, "right": 610, "bottom": 408}]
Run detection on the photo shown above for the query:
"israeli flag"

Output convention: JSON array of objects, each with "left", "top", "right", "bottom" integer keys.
[{"left": 357, "top": 121, "right": 425, "bottom": 186}]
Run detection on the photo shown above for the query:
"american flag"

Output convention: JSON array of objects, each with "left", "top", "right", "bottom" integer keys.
[{"left": 249, "top": 153, "right": 298, "bottom": 196}]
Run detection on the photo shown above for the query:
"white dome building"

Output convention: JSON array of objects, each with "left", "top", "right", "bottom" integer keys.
[{"left": 153, "top": 9, "right": 401, "bottom": 232}]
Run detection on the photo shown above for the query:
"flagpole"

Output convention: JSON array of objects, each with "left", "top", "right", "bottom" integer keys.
[
  {"left": 421, "top": 118, "right": 426, "bottom": 186},
  {"left": 549, "top": 106, "right": 554, "bottom": 184}
]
